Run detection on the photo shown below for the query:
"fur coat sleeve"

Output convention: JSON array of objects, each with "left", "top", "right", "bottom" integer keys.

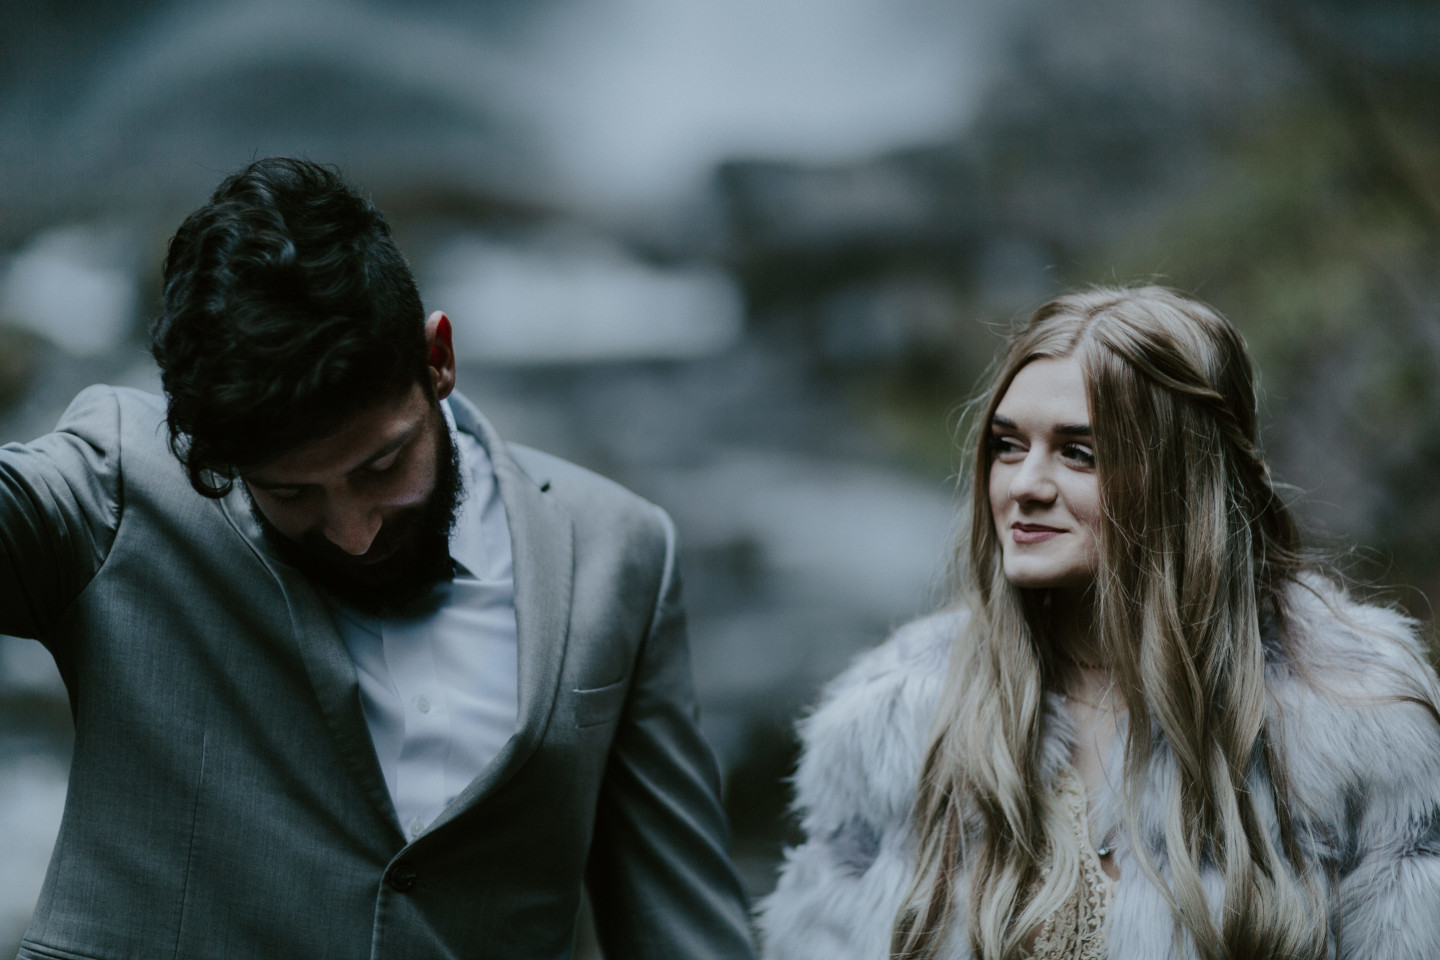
[
  {"left": 756, "top": 612, "right": 962, "bottom": 960},
  {"left": 756, "top": 584, "right": 1440, "bottom": 960},
  {"left": 1270, "top": 582, "right": 1440, "bottom": 959}
]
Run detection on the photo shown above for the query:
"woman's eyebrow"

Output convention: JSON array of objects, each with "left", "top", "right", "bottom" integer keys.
[{"left": 990, "top": 415, "right": 1090, "bottom": 436}]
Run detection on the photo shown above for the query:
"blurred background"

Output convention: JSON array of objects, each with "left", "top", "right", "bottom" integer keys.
[{"left": 1, "top": 0, "right": 1437, "bottom": 952}]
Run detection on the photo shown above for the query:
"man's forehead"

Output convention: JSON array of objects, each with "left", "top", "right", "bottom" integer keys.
[{"left": 244, "top": 385, "right": 431, "bottom": 484}]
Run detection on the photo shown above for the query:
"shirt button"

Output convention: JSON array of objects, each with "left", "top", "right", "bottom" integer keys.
[
  {"left": 409, "top": 819, "right": 426, "bottom": 838},
  {"left": 416, "top": 696, "right": 431, "bottom": 714}
]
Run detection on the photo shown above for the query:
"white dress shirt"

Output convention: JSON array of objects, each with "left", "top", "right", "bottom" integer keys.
[{"left": 333, "top": 400, "right": 519, "bottom": 842}]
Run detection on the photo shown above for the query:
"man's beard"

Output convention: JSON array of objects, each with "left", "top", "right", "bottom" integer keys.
[{"left": 247, "top": 408, "right": 465, "bottom": 619}]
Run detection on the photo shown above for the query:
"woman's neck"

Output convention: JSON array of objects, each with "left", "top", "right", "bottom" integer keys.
[
  {"left": 1046, "top": 587, "right": 1104, "bottom": 669},
  {"left": 1041, "top": 587, "right": 1121, "bottom": 713}
]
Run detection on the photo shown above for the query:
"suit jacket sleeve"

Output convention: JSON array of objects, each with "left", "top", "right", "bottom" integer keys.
[
  {"left": 0, "top": 385, "right": 122, "bottom": 642},
  {"left": 584, "top": 506, "right": 758, "bottom": 959}
]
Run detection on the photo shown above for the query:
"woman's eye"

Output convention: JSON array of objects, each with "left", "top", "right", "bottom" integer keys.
[
  {"left": 989, "top": 435, "right": 1024, "bottom": 458},
  {"left": 1063, "top": 444, "right": 1096, "bottom": 467}
]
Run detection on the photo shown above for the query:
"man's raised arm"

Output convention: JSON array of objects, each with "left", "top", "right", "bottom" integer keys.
[{"left": 0, "top": 385, "right": 122, "bottom": 641}]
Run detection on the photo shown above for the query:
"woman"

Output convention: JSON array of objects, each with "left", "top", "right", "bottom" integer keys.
[{"left": 758, "top": 286, "right": 1440, "bottom": 959}]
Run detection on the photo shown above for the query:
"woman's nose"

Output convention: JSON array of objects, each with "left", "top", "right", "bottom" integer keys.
[{"left": 1009, "top": 451, "right": 1058, "bottom": 504}]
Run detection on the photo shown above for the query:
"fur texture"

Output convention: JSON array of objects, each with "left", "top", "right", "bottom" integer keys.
[{"left": 757, "top": 582, "right": 1440, "bottom": 959}]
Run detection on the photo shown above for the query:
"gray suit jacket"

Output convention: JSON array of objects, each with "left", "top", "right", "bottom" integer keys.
[{"left": 0, "top": 385, "right": 757, "bottom": 960}]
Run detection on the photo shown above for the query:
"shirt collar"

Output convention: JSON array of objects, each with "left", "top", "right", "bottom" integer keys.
[{"left": 441, "top": 398, "right": 491, "bottom": 579}]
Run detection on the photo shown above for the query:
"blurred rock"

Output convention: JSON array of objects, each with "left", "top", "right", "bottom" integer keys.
[
  {"left": 0, "top": 635, "right": 70, "bottom": 959},
  {"left": 422, "top": 227, "right": 744, "bottom": 363},
  {"left": 0, "top": 223, "right": 141, "bottom": 356},
  {"left": 718, "top": 146, "right": 982, "bottom": 258},
  {"left": 0, "top": 0, "right": 549, "bottom": 244},
  {"left": 818, "top": 277, "right": 960, "bottom": 366},
  {"left": 0, "top": 754, "right": 67, "bottom": 957},
  {"left": 0, "top": 639, "right": 67, "bottom": 701}
]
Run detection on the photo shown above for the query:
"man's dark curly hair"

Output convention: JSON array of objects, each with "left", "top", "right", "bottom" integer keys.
[{"left": 152, "top": 157, "right": 429, "bottom": 498}]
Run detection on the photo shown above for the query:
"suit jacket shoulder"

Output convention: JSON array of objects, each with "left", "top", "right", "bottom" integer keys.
[
  {"left": 509, "top": 441, "right": 672, "bottom": 529},
  {"left": 0, "top": 384, "right": 181, "bottom": 639},
  {"left": 448, "top": 390, "right": 674, "bottom": 550}
]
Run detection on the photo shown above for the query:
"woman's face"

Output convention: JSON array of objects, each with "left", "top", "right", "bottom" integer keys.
[{"left": 987, "top": 356, "right": 1101, "bottom": 591}]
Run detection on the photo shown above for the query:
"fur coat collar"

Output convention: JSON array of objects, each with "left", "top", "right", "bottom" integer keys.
[{"left": 756, "top": 580, "right": 1440, "bottom": 959}]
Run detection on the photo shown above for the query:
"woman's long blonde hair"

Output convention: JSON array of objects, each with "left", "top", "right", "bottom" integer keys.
[{"left": 892, "top": 286, "right": 1327, "bottom": 960}]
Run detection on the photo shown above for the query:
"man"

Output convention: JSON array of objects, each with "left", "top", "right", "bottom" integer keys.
[{"left": 1, "top": 158, "right": 757, "bottom": 959}]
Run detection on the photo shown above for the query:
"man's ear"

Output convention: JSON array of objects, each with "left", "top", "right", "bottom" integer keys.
[{"left": 424, "top": 311, "right": 456, "bottom": 400}]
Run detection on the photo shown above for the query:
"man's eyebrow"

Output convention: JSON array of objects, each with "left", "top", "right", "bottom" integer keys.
[
  {"left": 245, "top": 425, "right": 420, "bottom": 489},
  {"left": 345, "top": 428, "right": 415, "bottom": 476},
  {"left": 245, "top": 476, "right": 297, "bottom": 491}
]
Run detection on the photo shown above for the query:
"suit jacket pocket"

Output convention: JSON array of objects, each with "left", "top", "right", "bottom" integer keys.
[
  {"left": 572, "top": 678, "right": 628, "bottom": 728},
  {"left": 19, "top": 939, "right": 105, "bottom": 960}
]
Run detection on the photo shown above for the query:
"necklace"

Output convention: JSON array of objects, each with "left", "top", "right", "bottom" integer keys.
[
  {"left": 1061, "top": 677, "right": 1119, "bottom": 711},
  {"left": 1062, "top": 691, "right": 1105, "bottom": 709},
  {"left": 1059, "top": 653, "right": 1107, "bottom": 672}
]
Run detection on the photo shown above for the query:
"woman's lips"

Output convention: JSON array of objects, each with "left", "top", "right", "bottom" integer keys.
[{"left": 1011, "top": 523, "right": 1064, "bottom": 544}]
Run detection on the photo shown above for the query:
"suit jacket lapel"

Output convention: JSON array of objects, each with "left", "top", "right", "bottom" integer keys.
[
  {"left": 429, "top": 392, "right": 576, "bottom": 829},
  {"left": 218, "top": 392, "right": 576, "bottom": 839},
  {"left": 217, "top": 490, "right": 404, "bottom": 842}
]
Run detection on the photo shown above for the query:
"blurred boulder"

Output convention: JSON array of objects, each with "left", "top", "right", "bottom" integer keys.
[
  {"left": 420, "top": 227, "right": 744, "bottom": 364},
  {"left": 1, "top": 223, "right": 141, "bottom": 357}
]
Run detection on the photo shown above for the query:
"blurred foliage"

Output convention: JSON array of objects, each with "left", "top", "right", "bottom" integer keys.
[
  {"left": 715, "top": 0, "right": 1440, "bottom": 618},
  {"left": 1099, "top": 101, "right": 1436, "bottom": 375},
  {"left": 1091, "top": 13, "right": 1440, "bottom": 609}
]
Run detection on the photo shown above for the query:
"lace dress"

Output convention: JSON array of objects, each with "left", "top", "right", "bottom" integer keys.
[{"left": 1029, "top": 767, "right": 1115, "bottom": 960}]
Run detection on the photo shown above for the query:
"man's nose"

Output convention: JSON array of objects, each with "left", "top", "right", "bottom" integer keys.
[{"left": 321, "top": 494, "right": 382, "bottom": 556}]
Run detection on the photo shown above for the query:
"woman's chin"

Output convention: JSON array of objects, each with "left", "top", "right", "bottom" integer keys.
[{"left": 1002, "top": 563, "right": 1092, "bottom": 592}]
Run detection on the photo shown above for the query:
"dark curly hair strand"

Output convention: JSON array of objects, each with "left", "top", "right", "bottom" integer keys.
[{"left": 151, "top": 157, "right": 429, "bottom": 497}]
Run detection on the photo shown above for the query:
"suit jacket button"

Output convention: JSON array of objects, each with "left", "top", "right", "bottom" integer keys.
[{"left": 388, "top": 860, "right": 418, "bottom": 892}]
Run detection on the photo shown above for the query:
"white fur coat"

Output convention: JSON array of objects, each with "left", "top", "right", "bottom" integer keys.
[{"left": 757, "top": 581, "right": 1440, "bottom": 959}]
